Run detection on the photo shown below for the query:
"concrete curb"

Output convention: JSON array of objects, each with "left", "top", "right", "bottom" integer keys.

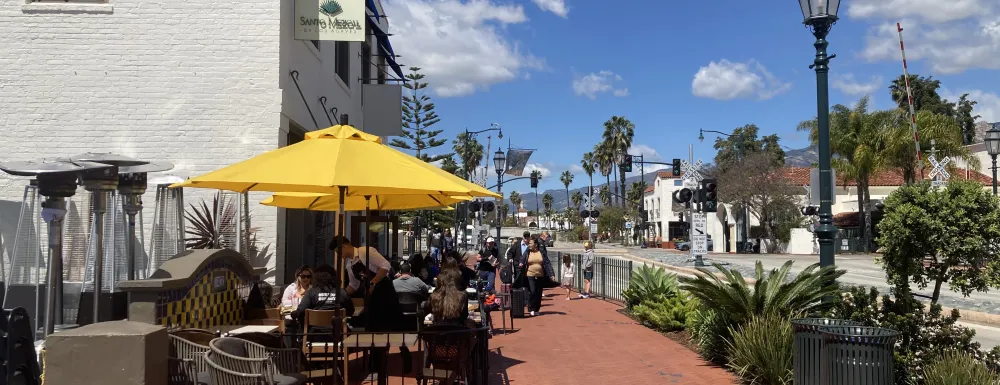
[{"left": 615, "top": 253, "right": 1000, "bottom": 328}]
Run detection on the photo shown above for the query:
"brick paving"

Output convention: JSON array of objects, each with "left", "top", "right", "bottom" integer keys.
[{"left": 486, "top": 288, "right": 738, "bottom": 385}]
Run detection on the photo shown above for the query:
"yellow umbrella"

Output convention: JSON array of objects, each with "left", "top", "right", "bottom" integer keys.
[
  {"left": 171, "top": 125, "right": 500, "bottom": 198},
  {"left": 261, "top": 192, "right": 468, "bottom": 211}
]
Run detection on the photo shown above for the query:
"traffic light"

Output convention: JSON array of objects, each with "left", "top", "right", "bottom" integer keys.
[
  {"left": 469, "top": 200, "right": 482, "bottom": 212},
  {"left": 701, "top": 178, "right": 717, "bottom": 212},
  {"left": 672, "top": 158, "right": 681, "bottom": 177},
  {"left": 672, "top": 188, "right": 693, "bottom": 204},
  {"left": 483, "top": 201, "right": 496, "bottom": 212},
  {"left": 622, "top": 155, "right": 633, "bottom": 172},
  {"left": 530, "top": 174, "right": 538, "bottom": 188}
]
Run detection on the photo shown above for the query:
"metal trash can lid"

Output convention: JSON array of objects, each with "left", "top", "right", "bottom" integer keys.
[
  {"left": 820, "top": 325, "right": 900, "bottom": 345},
  {"left": 791, "top": 318, "right": 863, "bottom": 332}
]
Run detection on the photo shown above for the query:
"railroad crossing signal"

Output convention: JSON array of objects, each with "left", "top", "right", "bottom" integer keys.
[
  {"left": 701, "top": 179, "right": 718, "bottom": 212},
  {"left": 681, "top": 159, "right": 704, "bottom": 186},
  {"left": 928, "top": 155, "right": 951, "bottom": 187}
]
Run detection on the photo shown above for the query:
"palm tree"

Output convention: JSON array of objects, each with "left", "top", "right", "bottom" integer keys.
[
  {"left": 603, "top": 116, "right": 636, "bottom": 208},
  {"left": 529, "top": 169, "right": 543, "bottom": 220},
  {"left": 510, "top": 191, "right": 522, "bottom": 226},
  {"left": 880, "top": 109, "right": 978, "bottom": 184},
  {"left": 599, "top": 185, "right": 611, "bottom": 207},
  {"left": 560, "top": 170, "right": 574, "bottom": 208},
  {"left": 453, "top": 131, "right": 484, "bottom": 180},
  {"left": 594, "top": 143, "right": 614, "bottom": 204},
  {"left": 571, "top": 191, "right": 584, "bottom": 211},
  {"left": 627, "top": 181, "right": 645, "bottom": 213},
  {"left": 582, "top": 151, "right": 596, "bottom": 198},
  {"left": 542, "top": 193, "right": 553, "bottom": 228}
]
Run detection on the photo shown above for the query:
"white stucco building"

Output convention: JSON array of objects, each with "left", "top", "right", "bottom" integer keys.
[{"left": 0, "top": 0, "right": 404, "bottom": 285}]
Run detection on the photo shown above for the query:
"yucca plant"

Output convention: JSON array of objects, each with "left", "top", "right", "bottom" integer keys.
[
  {"left": 184, "top": 192, "right": 238, "bottom": 249},
  {"left": 679, "top": 261, "right": 844, "bottom": 325},
  {"left": 727, "top": 313, "right": 794, "bottom": 385},
  {"left": 924, "top": 351, "right": 999, "bottom": 385},
  {"left": 622, "top": 264, "right": 679, "bottom": 309}
]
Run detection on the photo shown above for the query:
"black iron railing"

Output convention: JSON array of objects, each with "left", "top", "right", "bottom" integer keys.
[{"left": 495, "top": 241, "right": 633, "bottom": 303}]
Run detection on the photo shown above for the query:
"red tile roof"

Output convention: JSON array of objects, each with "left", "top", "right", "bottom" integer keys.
[
  {"left": 657, "top": 171, "right": 683, "bottom": 179},
  {"left": 780, "top": 167, "right": 992, "bottom": 187},
  {"left": 644, "top": 185, "right": 655, "bottom": 193}
]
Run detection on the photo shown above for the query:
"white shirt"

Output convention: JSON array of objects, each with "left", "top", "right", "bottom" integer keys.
[
  {"left": 282, "top": 282, "right": 303, "bottom": 308},
  {"left": 347, "top": 246, "right": 392, "bottom": 292}
]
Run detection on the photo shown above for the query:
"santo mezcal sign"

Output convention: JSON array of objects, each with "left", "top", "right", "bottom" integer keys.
[{"left": 295, "top": 0, "right": 365, "bottom": 42}]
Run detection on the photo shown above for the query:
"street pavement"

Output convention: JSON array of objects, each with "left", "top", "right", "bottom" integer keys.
[{"left": 549, "top": 241, "right": 1000, "bottom": 349}]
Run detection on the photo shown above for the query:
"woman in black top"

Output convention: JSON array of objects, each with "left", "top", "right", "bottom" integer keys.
[
  {"left": 293, "top": 270, "right": 354, "bottom": 338},
  {"left": 427, "top": 268, "right": 469, "bottom": 326}
]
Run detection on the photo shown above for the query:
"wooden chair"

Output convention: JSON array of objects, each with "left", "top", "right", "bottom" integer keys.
[{"left": 301, "top": 309, "right": 348, "bottom": 383}]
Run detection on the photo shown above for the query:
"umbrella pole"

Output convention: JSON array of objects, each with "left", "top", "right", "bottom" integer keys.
[
  {"left": 337, "top": 186, "right": 346, "bottom": 289},
  {"left": 364, "top": 196, "right": 372, "bottom": 330}
]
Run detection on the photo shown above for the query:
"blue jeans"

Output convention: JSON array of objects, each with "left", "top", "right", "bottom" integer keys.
[
  {"left": 430, "top": 247, "right": 441, "bottom": 264},
  {"left": 478, "top": 270, "right": 496, "bottom": 291}
]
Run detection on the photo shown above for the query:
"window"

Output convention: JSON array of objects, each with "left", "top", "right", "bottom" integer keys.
[
  {"left": 673, "top": 180, "right": 683, "bottom": 186},
  {"left": 335, "top": 41, "right": 350, "bottom": 87}
]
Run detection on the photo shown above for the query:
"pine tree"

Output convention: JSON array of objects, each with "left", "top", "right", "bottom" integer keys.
[{"left": 391, "top": 67, "right": 452, "bottom": 163}]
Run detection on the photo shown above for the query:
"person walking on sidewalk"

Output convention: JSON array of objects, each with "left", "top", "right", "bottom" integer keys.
[
  {"left": 581, "top": 240, "right": 595, "bottom": 298},
  {"left": 477, "top": 237, "right": 500, "bottom": 290},
  {"left": 518, "top": 237, "right": 554, "bottom": 316}
]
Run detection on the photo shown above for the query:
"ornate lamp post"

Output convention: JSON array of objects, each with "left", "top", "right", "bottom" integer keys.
[
  {"left": 799, "top": 0, "right": 841, "bottom": 267},
  {"left": 493, "top": 147, "right": 506, "bottom": 241},
  {"left": 986, "top": 126, "right": 1000, "bottom": 195}
]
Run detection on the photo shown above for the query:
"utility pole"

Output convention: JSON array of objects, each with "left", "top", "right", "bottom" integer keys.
[{"left": 688, "top": 144, "right": 697, "bottom": 265}]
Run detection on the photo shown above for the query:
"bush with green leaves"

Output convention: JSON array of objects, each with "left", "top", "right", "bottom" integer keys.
[
  {"left": 631, "top": 293, "right": 699, "bottom": 332},
  {"left": 727, "top": 313, "right": 794, "bottom": 385},
  {"left": 688, "top": 308, "right": 732, "bottom": 364},
  {"left": 622, "top": 264, "right": 679, "bottom": 310},
  {"left": 680, "top": 261, "right": 844, "bottom": 324},
  {"left": 830, "top": 285, "right": 986, "bottom": 384},
  {"left": 923, "top": 351, "right": 999, "bottom": 385}
]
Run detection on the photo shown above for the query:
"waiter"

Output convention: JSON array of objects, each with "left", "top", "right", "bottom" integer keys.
[
  {"left": 476, "top": 237, "right": 501, "bottom": 290},
  {"left": 329, "top": 235, "right": 402, "bottom": 331}
]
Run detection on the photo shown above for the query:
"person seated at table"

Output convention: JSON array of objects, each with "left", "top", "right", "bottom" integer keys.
[
  {"left": 292, "top": 270, "right": 354, "bottom": 341},
  {"left": 393, "top": 262, "right": 430, "bottom": 298},
  {"left": 425, "top": 268, "right": 470, "bottom": 327},
  {"left": 407, "top": 253, "right": 429, "bottom": 283},
  {"left": 282, "top": 266, "right": 313, "bottom": 310},
  {"left": 440, "top": 254, "right": 475, "bottom": 289}
]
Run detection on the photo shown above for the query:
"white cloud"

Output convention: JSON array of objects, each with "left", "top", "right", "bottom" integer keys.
[
  {"left": 941, "top": 89, "right": 1000, "bottom": 122},
  {"left": 572, "top": 70, "right": 629, "bottom": 100},
  {"left": 831, "top": 74, "right": 884, "bottom": 96},
  {"left": 628, "top": 144, "right": 663, "bottom": 162},
  {"left": 850, "top": 0, "right": 1000, "bottom": 74},
  {"left": 383, "top": 0, "right": 544, "bottom": 97},
  {"left": 523, "top": 163, "right": 551, "bottom": 178},
  {"left": 691, "top": 59, "right": 791, "bottom": 101},
  {"left": 531, "top": 0, "right": 568, "bottom": 18},
  {"left": 568, "top": 164, "right": 584, "bottom": 173}
]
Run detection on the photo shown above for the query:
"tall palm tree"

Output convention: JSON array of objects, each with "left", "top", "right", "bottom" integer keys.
[
  {"left": 530, "top": 169, "right": 543, "bottom": 218},
  {"left": 582, "top": 152, "right": 596, "bottom": 197},
  {"left": 599, "top": 185, "right": 611, "bottom": 207},
  {"left": 453, "top": 131, "right": 484, "bottom": 180},
  {"left": 571, "top": 191, "right": 584, "bottom": 211},
  {"left": 510, "top": 191, "right": 522, "bottom": 226},
  {"left": 594, "top": 143, "right": 614, "bottom": 204},
  {"left": 560, "top": 170, "right": 574, "bottom": 209},
  {"left": 627, "top": 181, "right": 646, "bottom": 212},
  {"left": 542, "top": 193, "right": 553, "bottom": 227},
  {"left": 603, "top": 116, "right": 636, "bottom": 208},
  {"left": 880, "top": 109, "right": 978, "bottom": 184}
]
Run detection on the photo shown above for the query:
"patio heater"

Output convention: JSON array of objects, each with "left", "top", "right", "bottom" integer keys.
[
  {"left": 0, "top": 159, "right": 112, "bottom": 337},
  {"left": 147, "top": 176, "right": 185, "bottom": 276},
  {"left": 69, "top": 153, "right": 147, "bottom": 325},
  {"left": 117, "top": 162, "right": 173, "bottom": 281}
]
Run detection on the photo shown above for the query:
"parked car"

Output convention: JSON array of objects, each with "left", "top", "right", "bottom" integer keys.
[{"left": 675, "top": 235, "right": 713, "bottom": 252}]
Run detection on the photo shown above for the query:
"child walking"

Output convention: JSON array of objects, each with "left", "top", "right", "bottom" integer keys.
[{"left": 562, "top": 254, "right": 575, "bottom": 300}]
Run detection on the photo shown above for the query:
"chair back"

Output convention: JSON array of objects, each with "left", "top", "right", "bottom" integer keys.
[
  {"left": 419, "top": 325, "right": 476, "bottom": 382},
  {"left": 169, "top": 335, "right": 211, "bottom": 372},
  {"left": 210, "top": 337, "right": 250, "bottom": 358},
  {"left": 302, "top": 308, "right": 346, "bottom": 349},
  {"left": 397, "top": 291, "right": 425, "bottom": 314},
  {"left": 233, "top": 332, "right": 283, "bottom": 349},
  {"left": 171, "top": 329, "right": 215, "bottom": 346}
]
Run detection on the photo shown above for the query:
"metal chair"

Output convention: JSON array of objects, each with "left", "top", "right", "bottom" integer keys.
[
  {"left": 208, "top": 337, "right": 272, "bottom": 378},
  {"left": 170, "top": 334, "right": 211, "bottom": 372},
  {"left": 397, "top": 291, "right": 427, "bottom": 331},
  {"left": 417, "top": 326, "right": 477, "bottom": 385},
  {"left": 168, "top": 357, "right": 198, "bottom": 385},
  {"left": 203, "top": 351, "right": 270, "bottom": 385}
]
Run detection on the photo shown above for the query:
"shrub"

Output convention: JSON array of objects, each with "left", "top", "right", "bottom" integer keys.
[
  {"left": 688, "top": 308, "right": 731, "bottom": 364},
  {"left": 727, "top": 313, "right": 794, "bottom": 385},
  {"left": 924, "top": 351, "right": 999, "bottom": 385},
  {"left": 631, "top": 293, "right": 699, "bottom": 332},
  {"left": 680, "top": 261, "right": 844, "bottom": 325},
  {"left": 830, "top": 285, "right": 986, "bottom": 385},
  {"left": 622, "top": 264, "right": 678, "bottom": 310}
]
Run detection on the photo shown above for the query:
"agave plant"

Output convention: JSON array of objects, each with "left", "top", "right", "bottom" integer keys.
[
  {"left": 184, "top": 192, "right": 238, "bottom": 249},
  {"left": 924, "top": 351, "right": 999, "bottom": 385},
  {"left": 319, "top": 0, "right": 342, "bottom": 16},
  {"left": 622, "top": 264, "right": 679, "bottom": 309},
  {"left": 679, "top": 260, "right": 844, "bottom": 325}
]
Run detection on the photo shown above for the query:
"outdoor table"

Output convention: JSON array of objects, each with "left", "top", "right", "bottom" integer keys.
[{"left": 213, "top": 324, "right": 279, "bottom": 336}]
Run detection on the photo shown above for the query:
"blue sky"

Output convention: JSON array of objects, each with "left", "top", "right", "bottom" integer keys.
[{"left": 383, "top": 0, "right": 1000, "bottom": 192}]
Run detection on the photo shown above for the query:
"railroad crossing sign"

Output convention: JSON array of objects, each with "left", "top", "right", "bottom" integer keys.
[
  {"left": 681, "top": 159, "right": 704, "bottom": 188},
  {"left": 928, "top": 155, "right": 951, "bottom": 187},
  {"left": 583, "top": 193, "right": 596, "bottom": 210}
]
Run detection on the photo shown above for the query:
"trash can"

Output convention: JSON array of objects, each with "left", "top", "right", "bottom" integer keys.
[
  {"left": 821, "top": 325, "right": 900, "bottom": 385},
  {"left": 791, "top": 318, "right": 863, "bottom": 385}
]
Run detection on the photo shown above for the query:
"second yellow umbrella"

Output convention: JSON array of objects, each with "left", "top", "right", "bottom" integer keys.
[{"left": 261, "top": 192, "right": 468, "bottom": 211}]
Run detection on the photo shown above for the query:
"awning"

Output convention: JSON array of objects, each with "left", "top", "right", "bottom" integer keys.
[{"left": 366, "top": 0, "right": 405, "bottom": 80}]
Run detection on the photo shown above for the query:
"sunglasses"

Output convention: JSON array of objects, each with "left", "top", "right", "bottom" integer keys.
[{"left": 299, "top": 274, "right": 312, "bottom": 279}]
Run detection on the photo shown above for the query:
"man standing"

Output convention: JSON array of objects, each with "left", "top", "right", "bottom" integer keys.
[
  {"left": 477, "top": 237, "right": 501, "bottom": 290},
  {"left": 443, "top": 229, "right": 455, "bottom": 255},
  {"left": 505, "top": 231, "right": 532, "bottom": 286},
  {"left": 428, "top": 227, "right": 443, "bottom": 265}
]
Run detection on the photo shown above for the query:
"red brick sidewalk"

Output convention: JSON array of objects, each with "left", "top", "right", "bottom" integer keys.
[{"left": 487, "top": 289, "right": 738, "bottom": 385}]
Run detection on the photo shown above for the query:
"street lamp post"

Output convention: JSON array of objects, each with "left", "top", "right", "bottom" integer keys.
[
  {"left": 986, "top": 126, "right": 1000, "bottom": 195},
  {"left": 799, "top": 0, "right": 841, "bottom": 268},
  {"left": 699, "top": 128, "right": 750, "bottom": 254},
  {"left": 493, "top": 147, "right": 506, "bottom": 241}
]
